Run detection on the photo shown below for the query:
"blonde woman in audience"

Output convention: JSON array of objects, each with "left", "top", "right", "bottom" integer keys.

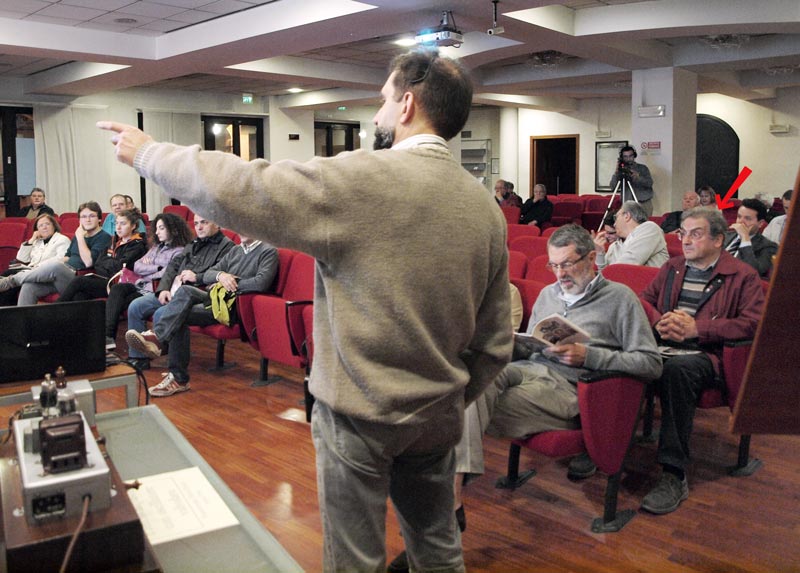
[
  {"left": 3, "top": 201, "right": 112, "bottom": 305},
  {"left": 0, "top": 213, "right": 70, "bottom": 305},
  {"left": 697, "top": 185, "right": 717, "bottom": 208}
]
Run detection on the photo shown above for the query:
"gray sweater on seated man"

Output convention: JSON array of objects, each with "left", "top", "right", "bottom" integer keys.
[
  {"left": 149, "top": 239, "right": 279, "bottom": 384},
  {"left": 455, "top": 272, "right": 662, "bottom": 477}
]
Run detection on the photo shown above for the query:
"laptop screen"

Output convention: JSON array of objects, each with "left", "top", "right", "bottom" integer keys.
[{"left": 0, "top": 300, "right": 106, "bottom": 384}]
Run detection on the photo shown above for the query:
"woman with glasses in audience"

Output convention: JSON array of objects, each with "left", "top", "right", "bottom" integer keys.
[
  {"left": 104, "top": 213, "right": 192, "bottom": 345},
  {"left": 0, "top": 201, "right": 112, "bottom": 305},
  {"left": 0, "top": 213, "right": 71, "bottom": 305},
  {"left": 59, "top": 209, "right": 148, "bottom": 303}
]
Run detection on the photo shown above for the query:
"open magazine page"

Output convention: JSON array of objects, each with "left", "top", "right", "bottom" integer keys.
[
  {"left": 514, "top": 313, "right": 591, "bottom": 354},
  {"left": 531, "top": 313, "right": 590, "bottom": 346}
]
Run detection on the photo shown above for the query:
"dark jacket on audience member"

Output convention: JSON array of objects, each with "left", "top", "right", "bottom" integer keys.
[
  {"left": 722, "top": 231, "right": 777, "bottom": 278},
  {"left": 19, "top": 203, "right": 55, "bottom": 218},
  {"left": 156, "top": 230, "right": 235, "bottom": 294},
  {"left": 519, "top": 197, "right": 554, "bottom": 226},
  {"left": 639, "top": 250, "right": 764, "bottom": 378},
  {"left": 660, "top": 210, "right": 682, "bottom": 234},
  {"left": 93, "top": 234, "right": 148, "bottom": 278}
]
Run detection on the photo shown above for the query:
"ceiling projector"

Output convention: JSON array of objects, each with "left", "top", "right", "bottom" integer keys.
[{"left": 415, "top": 11, "right": 463, "bottom": 47}]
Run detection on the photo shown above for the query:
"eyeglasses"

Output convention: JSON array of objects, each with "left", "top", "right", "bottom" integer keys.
[
  {"left": 547, "top": 252, "right": 589, "bottom": 272},
  {"left": 79, "top": 214, "right": 99, "bottom": 219},
  {"left": 409, "top": 53, "right": 438, "bottom": 85},
  {"left": 677, "top": 228, "right": 707, "bottom": 241}
]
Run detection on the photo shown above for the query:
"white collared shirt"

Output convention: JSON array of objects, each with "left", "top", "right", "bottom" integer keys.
[{"left": 391, "top": 134, "right": 449, "bottom": 151}]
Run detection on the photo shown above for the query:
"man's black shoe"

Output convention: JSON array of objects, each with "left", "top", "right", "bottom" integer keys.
[
  {"left": 387, "top": 551, "right": 408, "bottom": 573},
  {"left": 567, "top": 452, "right": 597, "bottom": 480}
]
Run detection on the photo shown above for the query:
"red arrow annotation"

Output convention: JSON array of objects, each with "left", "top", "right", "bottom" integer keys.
[{"left": 716, "top": 166, "right": 752, "bottom": 210}]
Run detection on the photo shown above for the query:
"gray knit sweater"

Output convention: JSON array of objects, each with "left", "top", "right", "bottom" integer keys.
[
  {"left": 529, "top": 274, "right": 662, "bottom": 383},
  {"left": 134, "top": 141, "right": 513, "bottom": 425}
]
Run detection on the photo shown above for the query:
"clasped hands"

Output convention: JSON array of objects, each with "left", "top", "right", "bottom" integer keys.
[{"left": 655, "top": 310, "right": 698, "bottom": 343}]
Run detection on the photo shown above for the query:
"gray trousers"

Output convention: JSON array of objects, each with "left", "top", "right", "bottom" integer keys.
[
  {"left": 15, "top": 259, "right": 76, "bottom": 305},
  {"left": 311, "top": 400, "right": 465, "bottom": 573},
  {"left": 455, "top": 360, "right": 579, "bottom": 476}
]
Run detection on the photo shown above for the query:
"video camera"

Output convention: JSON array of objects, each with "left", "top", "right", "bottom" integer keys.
[{"left": 617, "top": 160, "right": 633, "bottom": 179}]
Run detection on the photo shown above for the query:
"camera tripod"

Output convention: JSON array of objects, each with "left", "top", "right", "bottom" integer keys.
[{"left": 597, "top": 175, "right": 639, "bottom": 232}]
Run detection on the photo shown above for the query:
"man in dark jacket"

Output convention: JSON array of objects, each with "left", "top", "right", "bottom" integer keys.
[
  {"left": 639, "top": 207, "right": 764, "bottom": 515},
  {"left": 660, "top": 189, "right": 700, "bottom": 234},
  {"left": 125, "top": 213, "right": 234, "bottom": 369},
  {"left": 722, "top": 197, "right": 777, "bottom": 278},
  {"left": 519, "top": 183, "right": 553, "bottom": 227},
  {"left": 18, "top": 188, "right": 55, "bottom": 219}
]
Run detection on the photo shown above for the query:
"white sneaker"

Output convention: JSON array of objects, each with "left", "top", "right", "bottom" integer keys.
[{"left": 148, "top": 372, "right": 190, "bottom": 397}]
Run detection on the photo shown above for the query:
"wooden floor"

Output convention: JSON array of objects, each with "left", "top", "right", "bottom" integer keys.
[{"left": 4, "top": 332, "right": 800, "bottom": 572}]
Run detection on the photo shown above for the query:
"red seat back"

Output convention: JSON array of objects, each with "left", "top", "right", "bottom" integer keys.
[
  {"left": 524, "top": 254, "right": 553, "bottom": 283},
  {"left": 60, "top": 218, "right": 80, "bottom": 238},
  {"left": 0, "top": 222, "right": 28, "bottom": 272},
  {"left": 500, "top": 205, "right": 521, "bottom": 225},
  {"left": 510, "top": 278, "right": 546, "bottom": 332},
  {"left": 506, "top": 223, "right": 540, "bottom": 247},
  {"left": 163, "top": 204, "right": 194, "bottom": 224},
  {"left": 221, "top": 228, "right": 241, "bottom": 244},
  {"left": 601, "top": 264, "right": 660, "bottom": 295},
  {"left": 664, "top": 233, "right": 682, "bottom": 257},
  {"left": 0, "top": 221, "right": 28, "bottom": 248},
  {"left": 509, "top": 236, "right": 549, "bottom": 261},
  {"left": 507, "top": 250, "right": 528, "bottom": 280}
]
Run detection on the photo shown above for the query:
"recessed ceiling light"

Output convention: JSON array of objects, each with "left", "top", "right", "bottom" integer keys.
[
  {"left": 394, "top": 38, "right": 416, "bottom": 47},
  {"left": 287, "top": 87, "right": 303, "bottom": 93},
  {"left": 114, "top": 18, "right": 138, "bottom": 24}
]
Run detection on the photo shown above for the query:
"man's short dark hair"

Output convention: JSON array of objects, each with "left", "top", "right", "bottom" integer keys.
[
  {"left": 78, "top": 201, "right": 103, "bottom": 219},
  {"left": 390, "top": 49, "right": 473, "bottom": 141},
  {"left": 741, "top": 198, "right": 768, "bottom": 221},
  {"left": 783, "top": 189, "right": 793, "bottom": 201},
  {"left": 548, "top": 224, "right": 595, "bottom": 257},
  {"left": 682, "top": 207, "right": 728, "bottom": 238},
  {"left": 503, "top": 181, "right": 514, "bottom": 193}
]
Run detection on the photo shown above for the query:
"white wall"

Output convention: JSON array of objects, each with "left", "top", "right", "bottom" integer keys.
[
  {"left": 517, "top": 99, "right": 631, "bottom": 198},
  {"left": 461, "top": 107, "right": 501, "bottom": 189},
  {"left": 697, "top": 88, "right": 800, "bottom": 198}
]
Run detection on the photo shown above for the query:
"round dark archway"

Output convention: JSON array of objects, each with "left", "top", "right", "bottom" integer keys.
[{"left": 696, "top": 114, "right": 740, "bottom": 197}]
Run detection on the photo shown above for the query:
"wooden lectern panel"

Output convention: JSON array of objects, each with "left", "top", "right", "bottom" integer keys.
[{"left": 732, "top": 168, "right": 800, "bottom": 434}]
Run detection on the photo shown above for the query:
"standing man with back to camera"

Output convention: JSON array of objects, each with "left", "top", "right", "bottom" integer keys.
[
  {"left": 610, "top": 145, "right": 654, "bottom": 217},
  {"left": 99, "top": 49, "right": 512, "bottom": 573}
]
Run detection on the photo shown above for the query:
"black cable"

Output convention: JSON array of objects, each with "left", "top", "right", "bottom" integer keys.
[
  {"left": 1, "top": 409, "right": 23, "bottom": 445},
  {"left": 59, "top": 495, "right": 91, "bottom": 573}
]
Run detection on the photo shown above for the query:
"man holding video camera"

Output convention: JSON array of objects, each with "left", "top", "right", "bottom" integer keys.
[{"left": 610, "top": 145, "right": 654, "bottom": 217}]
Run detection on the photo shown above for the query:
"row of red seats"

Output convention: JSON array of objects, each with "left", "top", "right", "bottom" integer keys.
[{"left": 192, "top": 248, "right": 316, "bottom": 391}]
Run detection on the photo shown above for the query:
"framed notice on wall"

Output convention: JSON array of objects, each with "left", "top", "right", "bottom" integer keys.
[{"left": 595, "top": 141, "right": 628, "bottom": 192}]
